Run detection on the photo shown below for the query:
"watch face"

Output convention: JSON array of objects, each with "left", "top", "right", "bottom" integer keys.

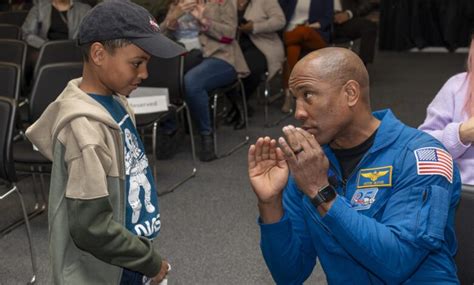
[{"left": 312, "top": 184, "right": 336, "bottom": 207}]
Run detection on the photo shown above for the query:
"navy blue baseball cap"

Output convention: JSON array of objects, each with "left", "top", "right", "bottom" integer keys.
[{"left": 78, "top": 0, "right": 187, "bottom": 58}]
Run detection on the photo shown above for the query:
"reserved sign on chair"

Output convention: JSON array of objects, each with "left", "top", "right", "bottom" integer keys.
[{"left": 127, "top": 87, "right": 169, "bottom": 114}]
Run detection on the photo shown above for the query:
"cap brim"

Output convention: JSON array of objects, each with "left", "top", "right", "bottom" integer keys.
[{"left": 132, "top": 33, "right": 187, "bottom": 59}]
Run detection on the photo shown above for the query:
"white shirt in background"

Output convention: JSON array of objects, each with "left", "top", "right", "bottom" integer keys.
[{"left": 286, "top": 0, "right": 311, "bottom": 31}]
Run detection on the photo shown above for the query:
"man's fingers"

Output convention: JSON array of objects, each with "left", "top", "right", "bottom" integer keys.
[
  {"left": 275, "top": 146, "right": 286, "bottom": 164},
  {"left": 254, "top": 137, "right": 264, "bottom": 162},
  {"left": 261, "top": 136, "right": 271, "bottom": 160},
  {"left": 296, "top": 127, "right": 321, "bottom": 150},
  {"left": 248, "top": 144, "right": 256, "bottom": 169},
  {"left": 269, "top": 139, "right": 277, "bottom": 160},
  {"left": 278, "top": 137, "right": 298, "bottom": 168},
  {"left": 282, "top": 125, "right": 302, "bottom": 152}
]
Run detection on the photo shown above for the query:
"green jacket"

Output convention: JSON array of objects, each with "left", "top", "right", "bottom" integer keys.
[{"left": 26, "top": 78, "right": 162, "bottom": 284}]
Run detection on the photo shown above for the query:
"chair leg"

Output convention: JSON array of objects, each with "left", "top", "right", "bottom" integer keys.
[
  {"left": 0, "top": 184, "right": 37, "bottom": 284},
  {"left": 30, "top": 171, "right": 40, "bottom": 211},
  {"left": 38, "top": 166, "right": 48, "bottom": 210},
  {"left": 158, "top": 104, "right": 198, "bottom": 196},
  {"left": 212, "top": 80, "right": 249, "bottom": 159},
  {"left": 263, "top": 74, "right": 293, "bottom": 128},
  {"left": 213, "top": 93, "right": 219, "bottom": 156},
  {"left": 2, "top": 169, "right": 46, "bottom": 235}
]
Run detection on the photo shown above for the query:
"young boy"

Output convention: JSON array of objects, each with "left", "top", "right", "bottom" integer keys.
[{"left": 25, "top": 0, "right": 186, "bottom": 284}]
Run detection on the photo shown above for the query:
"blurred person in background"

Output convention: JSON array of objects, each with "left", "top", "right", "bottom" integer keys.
[
  {"left": 419, "top": 31, "right": 474, "bottom": 185},
  {"left": 21, "top": 0, "right": 90, "bottom": 48},
  {"left": 278, "top": 0, "right": 332, "bottom": 113},
  {"left": 223, "top": 0, "right": 286, "bottom": 130}
]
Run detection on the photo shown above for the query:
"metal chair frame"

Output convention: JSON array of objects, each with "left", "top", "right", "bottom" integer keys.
[
  {"left": 137, "top": 103, "right": 197, "bottom": 196},
  {"left": 33, "top": 40, "right": 82, "bottom": 80},
  {"left": 0, "top": 96, "right": 37, "bottom": 284},
  {"left": 209, "top": 79, "right": 250, "bottom": 158},
  {"left": 260, "top": 69, "right": 293, "bottom": 128},
  {"left": 135, "top": 56, "right": 197, "bottom": 195},
  {"left": 0, "top": 23, "right": 20, "bottom": 39}
]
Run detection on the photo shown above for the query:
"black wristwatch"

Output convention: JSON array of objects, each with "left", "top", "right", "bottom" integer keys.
[{"left": 310, "top": 184, "right": 337, "bottom": 208}]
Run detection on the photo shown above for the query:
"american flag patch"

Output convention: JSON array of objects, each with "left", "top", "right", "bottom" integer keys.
[{"left": 414, "top": 147, "right": 453, "bottom": 183}]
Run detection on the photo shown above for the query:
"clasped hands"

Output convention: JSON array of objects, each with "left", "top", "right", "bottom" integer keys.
[{"left": 248, "top": 125, "right": 329, "bottom": 204}]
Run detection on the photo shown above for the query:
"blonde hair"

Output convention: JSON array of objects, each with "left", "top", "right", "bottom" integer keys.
[{"left": 465, "top": 36, "right": 474, "bottom": 116}]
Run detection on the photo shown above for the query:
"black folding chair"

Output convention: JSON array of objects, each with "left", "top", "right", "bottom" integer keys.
[
  {"left": 0, "top": 39, "right": 26, "bottom": 77},
  {"left": 33, "top": 40, "right": 83, "bottom": 80},
  {"left": 0, "top": 10, "right": 28, "bottom": 26},
  {"left": 0, "top": 96, "right": 37, "bottom": 284},
  {"left": 0, "top": 61, "right": 21, "bottom": 100},
  {"left": 135, "top": 55, "right": 197, "bottom": 195},
  {"left": 455, "top": 184, "right": 474, "bottom": 284},
  {"left": 14, "top": 62, "right": 83, "bottom": 216},
  {"left": 0, "top": 23, "right": 20, "bottom": 39}
]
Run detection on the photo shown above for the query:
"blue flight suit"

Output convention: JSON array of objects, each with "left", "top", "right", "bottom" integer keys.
[{"left": 259, "top": 109, "right": 461, "bottom": 284}]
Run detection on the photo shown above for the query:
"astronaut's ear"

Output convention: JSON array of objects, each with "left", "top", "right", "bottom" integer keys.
[{"left": 343, "top": 80, "right": 360, "bottom": 107}]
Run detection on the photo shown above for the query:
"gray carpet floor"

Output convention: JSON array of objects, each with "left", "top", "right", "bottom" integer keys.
[{"left": 0, "top": 50, "right": 467, "bottom": 285}]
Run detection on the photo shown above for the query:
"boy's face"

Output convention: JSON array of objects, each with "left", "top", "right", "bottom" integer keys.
[{"left": 100, "top": 43, "right": 151, "bottom": 96}]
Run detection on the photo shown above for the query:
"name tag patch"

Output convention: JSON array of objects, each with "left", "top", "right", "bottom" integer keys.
[
  {"left": 351, "top": 188, "right": 379, "bottom": 210},
  {"left": 357, "top": 166, "right": 392, "bottom": 188}
]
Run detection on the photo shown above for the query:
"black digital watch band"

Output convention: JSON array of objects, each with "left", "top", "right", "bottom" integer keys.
[{"left": 310, "top": 184, "right": 337, "bottom": 208}]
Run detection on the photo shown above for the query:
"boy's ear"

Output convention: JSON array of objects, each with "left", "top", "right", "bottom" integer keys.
[{"left": 89, "top": 42, "right": 107, "bottom": 66}]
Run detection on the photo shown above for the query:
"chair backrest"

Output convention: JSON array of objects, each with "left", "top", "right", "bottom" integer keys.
[
  {"left": 0, "top": 96, "right": 17, "bottom": 183},
  {"left": 455, "top": 184, "right": 474, "bottom": 284},
  {"left": 0, "top": 39, "right": 26, "bottom": 75},
  {"left": 0, "top": 62, "right": 20, "bottom": 100},
  {"left": 33, "top": 40, "right": 83, "bottom": 79},
  {"left": 29, "top": 62, "right": 83, "bottom": 122},
  {"left": 141, "top": 55, "right": 184, "bottom": 106},
  {"left": 0, "top": 10, "right": 28, "bottom": 26},
  {"left": 0, "top": 23, "right": 20, "bottom": 39}
]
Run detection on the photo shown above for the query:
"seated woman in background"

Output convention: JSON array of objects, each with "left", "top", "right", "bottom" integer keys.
[
  {"left": 419, "top": 33, "right": 474, "bottom": 185},
  {"left": 21, "top": 0, "right": 90, "bottom": 49},
  {"left": 158, "top": 0, "right": 249, "bottom": 162},
  {"left": 161, "top": 0, "right": 203, "bottom": 72},
  {"left": 224, "top": 0, "right": 286, "bottom": 130},
  {"left": 278, "top": 0, "right": 332, "bottom": 113}
]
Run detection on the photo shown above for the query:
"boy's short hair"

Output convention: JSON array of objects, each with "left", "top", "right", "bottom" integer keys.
[
  {"left": 77, "top": 0, "right": 186, "bottom": 59},
  {"left": 80, "top": 39, "right": 133, "bottom": 62}
]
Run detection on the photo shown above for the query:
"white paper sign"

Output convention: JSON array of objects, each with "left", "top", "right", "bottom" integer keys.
[{"left": 127, "top": 87, "right": 169, "bottom": 114}]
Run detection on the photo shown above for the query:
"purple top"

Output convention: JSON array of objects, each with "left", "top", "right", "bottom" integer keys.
[{"left": 419, "top": 72, "right": 474, "bottom": 184}]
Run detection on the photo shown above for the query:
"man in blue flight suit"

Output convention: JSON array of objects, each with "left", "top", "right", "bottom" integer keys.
[{"left": 247, "top": 47, "right": 461, "bottom": 284}]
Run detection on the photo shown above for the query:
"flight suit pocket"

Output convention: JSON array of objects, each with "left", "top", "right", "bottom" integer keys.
[{"left": 415, "top": 185, "right": 450, "bottom": 250}]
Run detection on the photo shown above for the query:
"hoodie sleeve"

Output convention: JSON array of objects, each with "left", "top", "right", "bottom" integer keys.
[
  {"left": 419, "top": 74, "right": 472, "bottom": 159},
  {"left": 60, "top": 118, "right": 162, "bottom": 277}
]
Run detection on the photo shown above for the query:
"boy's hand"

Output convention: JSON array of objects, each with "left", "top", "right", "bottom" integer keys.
[{"left": 151, "top": 260, "right": 170, "bottom": 284}]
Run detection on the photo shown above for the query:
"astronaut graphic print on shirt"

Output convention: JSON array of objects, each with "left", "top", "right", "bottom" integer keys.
[{"left": 88, "top": 94, "right": 160, "bottom": 239}]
